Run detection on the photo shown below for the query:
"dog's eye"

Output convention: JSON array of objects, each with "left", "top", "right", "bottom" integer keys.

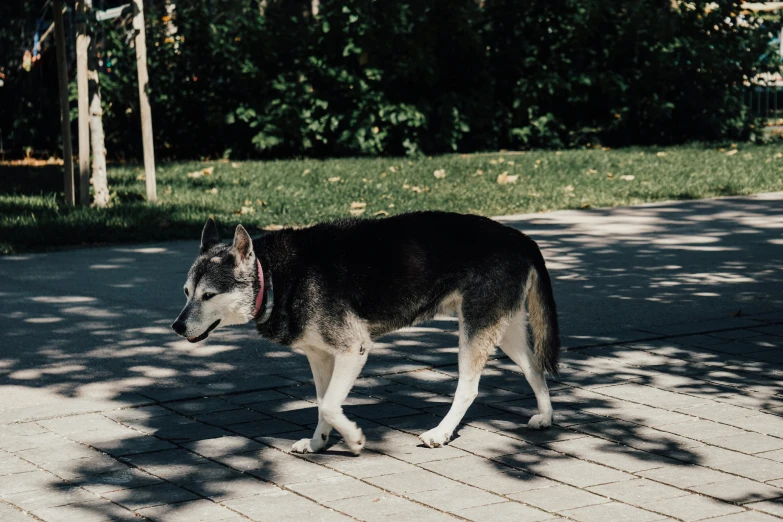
[{"left": 202, "top": 292, "right": 216, "bottom": 301}]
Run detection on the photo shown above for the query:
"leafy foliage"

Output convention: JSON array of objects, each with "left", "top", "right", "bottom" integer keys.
[{"left": 0, "top": 0, "right": 777, "bottom": 159}]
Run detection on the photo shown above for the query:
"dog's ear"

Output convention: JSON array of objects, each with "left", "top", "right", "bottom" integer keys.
[
  {"left": 200, "top": 217, "right": 221, "bottom": 253},
  {"left": 232, "top": 224, "right": 254, "bottom": 267}
]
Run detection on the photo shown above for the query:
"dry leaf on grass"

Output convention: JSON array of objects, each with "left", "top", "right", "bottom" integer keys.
[
  {"left": 775, "top": 153, "right": 783, "bottom": 158},
  {"left": 620, "top": 175, "right": 635, "bottom": 181},
  {"left": 240, "top": 206, "right": 255, "bottom": 214},
  {"left": 187, "top": 166, "right": 214, "bottom": 178},
  {"left": 262, "top": 224, "right": 284, "bottom": 231},
  {"left": 350, "top": 202, "right": 367, "bottom": 209},
  {"left": 473, "top": 169, "right": 484, "bottom": 176},
  {"left": 496, "top": 172, "right": 519, "bottom": 184},
  {"left": 328, "top": 176, "right": 341, "bottom": 182},
  {"left": 410, "top": 186, "right": 423, "bottom": 193},
  {"left": 206, "top": 187, "right": 218, "bottom": 194},
  {"left": 231, "top": 162, "right": 240, "bottom": 169},
  {"left": 302, "top": 169, "right": 311, "bottom": 176},
  {"left": 350, "top": 208, "right": 366, "bottom": 216},
  {"left": 656, "top": 152, "right": 667, "bottom": 157},
  {"left": 726, "top": 150, "right": 738, "bottom": 156},
  {"left": 586, "top": 169, "right": 597, "bottom": 175},
  {"left": 433, "top": 169, "right": 446, "bottom": 179},
  {"left": 374, "top": 210, "right": 389, "bottom": 216}
]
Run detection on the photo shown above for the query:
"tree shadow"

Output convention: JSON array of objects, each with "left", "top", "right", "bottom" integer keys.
[{"left": 0, "top": 194, "right": 781, "bottom": 518}]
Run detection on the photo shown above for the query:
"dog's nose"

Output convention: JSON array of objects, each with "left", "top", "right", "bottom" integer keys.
[{"left": 171, "top": 320, "right": 186, "bottom": 335}]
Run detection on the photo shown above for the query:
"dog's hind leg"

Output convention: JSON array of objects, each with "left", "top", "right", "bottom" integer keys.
[
  {"left": 319, "top": 349, "right": 369, "bottom": 455},
  {"left": 499, "top": 309, "right": 553, "bottom": 429},
  {"left": 419, "top": 317, "right": 502, "bottom": 448},
  {"left": 292, "top": 349, "right": 335, "bottom": 454}
]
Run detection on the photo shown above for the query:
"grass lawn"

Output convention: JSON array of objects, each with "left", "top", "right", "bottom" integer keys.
[{"left": 2, "top": 144, "right": 783, "bottom": 253}]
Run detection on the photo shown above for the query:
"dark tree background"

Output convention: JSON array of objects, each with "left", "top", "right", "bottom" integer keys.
[{"left": 0, "top": 0, "right": 777, "bottom": 160}]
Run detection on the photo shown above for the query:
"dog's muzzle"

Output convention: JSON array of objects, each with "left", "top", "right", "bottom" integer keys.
[{"left": 171, "top": 319, "right": 221, "bottom": 343}]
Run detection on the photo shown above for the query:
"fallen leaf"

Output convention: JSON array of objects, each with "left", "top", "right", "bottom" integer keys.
[
  {"left": 136, "top": 174, "right": 145, "bottom": 181},
  {"left": 775, "top": 152, "right": 783, "bottom": 158},
  {"left": 498, "top": 157, "right": 505, "bottom": 163},
  {"left": 256, "top": 199, "right": 267, "bottom": 206},
  {"left": 240, "top": 205, "right": 254, "bottom": 214},
  {"left": 607, "top": 173, "right": 614, "bottom": 179},
  {"left": 350, "top": 202, "right": 367, "bottom": 209},
  {"left": 620, "top": 175, "right": 635, "bottom": 181},
  {"left": 302, "top": 169, "right": 311, "bottom": 176},
  {"left": 231, "top": 162, "right": 240, "bottom": 168},
  {"left": 497, "top": 172, "right": 519, "bottom": 184},
  {"left": 410, "top": 186, "right": 423, "bottom": 193},
  {"left": 473, "top": 169, "right": 484, "bottom": 176},
  {"left": 263, "top": 224, "right": 284, "bottom": 231},
  {"left": 374, "top": 210, "right": 389, "bottom": 216},
  {"left": 206, "top": 187, "right": 218, "bottom": 194},
  {"left": 656, "top": 152, "right": 667, "bottom": 157},
  {"left": 232, "top": 179, "right": 239, "bottom": 184},
  {"left": 328, "top": 176, "right": 341, "bottom": 182},
  {"left": 586, "top": 169, "right": 598, "bottom": 175},
  {"left": 245, "top": 199, "right": 252, "bottom": 206},
  {"left": 489, "top": 159, "right": 498, "bottom": 165},
  {"left": 402, "top": 183, "right": 410, "bottom": 189},
  {"left": 389, "top": 166, "right": 399, "bottom": 172},
  {"left": 564, "top": 185, "right": 574, "bottom": 192},
  {"left": 726, "top": 150, "right": 738, "bottom": 156},
  {"left": 388, "top": 203, "right": 395, "bottom": 208},
  {"left": 433, "top": 169, "right": 446, "bottom": 179},
  {"left": 350, "top": 208, "right": 366, "bottom": 216},
  {"left": 507, "top": 161, "right": 515, "bottom": 166},
  {"left": 187, "top": 166, "right": 214, "bottom": 178}
]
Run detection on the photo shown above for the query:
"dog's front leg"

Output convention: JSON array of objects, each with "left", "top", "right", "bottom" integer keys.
[
  {"left": 317, "top": 349, "right": 369, "bottom": 455},
  {"left": 292, "top": 349, "right": 335, "bottom": 454}
]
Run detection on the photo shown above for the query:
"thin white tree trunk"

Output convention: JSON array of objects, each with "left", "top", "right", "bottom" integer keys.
[
  {"left": 133, "top": 0, "right": 157, "bottom": 201},
  {"left": 86, "top": 0, "right": 109, "bottom": 207},
  {"left": 76, "top": 0, "right": 91, "bottom": 205}
]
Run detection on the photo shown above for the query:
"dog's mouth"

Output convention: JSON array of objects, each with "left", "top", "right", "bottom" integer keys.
[{"left": 187, "top": 320, "right": 221, "bottom": 343}]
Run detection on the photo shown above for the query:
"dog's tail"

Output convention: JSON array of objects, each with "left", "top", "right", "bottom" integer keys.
[{"left": 525, "top": 242, "right": 560, "bottom": 376}]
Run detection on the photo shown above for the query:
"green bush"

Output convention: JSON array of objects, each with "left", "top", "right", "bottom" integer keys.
[{"left": 0, "top": 0, "right": 776, "bottom": 159}]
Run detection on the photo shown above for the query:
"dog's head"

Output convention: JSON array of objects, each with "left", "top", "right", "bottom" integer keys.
[{"left": 171, "top": 218, "right": 257, "bottom": 343}]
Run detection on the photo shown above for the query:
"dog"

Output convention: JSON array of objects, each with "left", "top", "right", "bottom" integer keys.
[{"left": 172, "top": 211, "right": 560, "bottom": 454}]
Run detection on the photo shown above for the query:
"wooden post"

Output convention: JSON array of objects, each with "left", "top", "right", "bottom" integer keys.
[
  {"left": 133, "top": 0, "right": 156, "bottom": 202},
  {"left": 53, "top": 0, "right": 75, "bottom": 206},
  {"left": 76, "top": 0, "right": 91, "bottom": 205}
]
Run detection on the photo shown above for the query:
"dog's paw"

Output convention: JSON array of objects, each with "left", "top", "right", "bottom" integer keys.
[
  {"left": 527, "top": 413, "right": 553, "bottom": 430},
  {"left": 291, "top": 438, "right": 321, "bottom": 454},
  {"left": 419, "top": 428, "right": 452, "bottom": 448},
  {"left": 345, "top": 428, "right": 366, "bottom": 455}
]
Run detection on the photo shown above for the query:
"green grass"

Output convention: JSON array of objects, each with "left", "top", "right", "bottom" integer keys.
[{"left": 3, "top": 144, "right": 783, "bottom": 253}]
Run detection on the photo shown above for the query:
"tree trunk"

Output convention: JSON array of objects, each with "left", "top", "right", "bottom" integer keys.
[
  {"left": 87, "top": 1, "right": 109, "bottom": 207},
  {"left": 133, "top": 0, "right": 157, "bottom": 202},
  {"left": 53, "top": 0, "right": 75, "bottom": 206},
  {"left": 76, "top": 0, "right": 91, "bottom": 205}
]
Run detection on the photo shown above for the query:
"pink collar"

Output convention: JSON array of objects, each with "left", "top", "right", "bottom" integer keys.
[
  {"left": 254, "top": 257, "right": 265, "bottom": 317},
  {"left": 254, "top": 256, "right": 274, "bottom": 323}
]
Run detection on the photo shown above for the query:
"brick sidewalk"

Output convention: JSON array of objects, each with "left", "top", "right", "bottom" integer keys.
[
  {"left": 1, "top": 193, "right": 782, "bottom": 521},
  {"left": 1, "top": 319, "right": 782, "bottom": 521}
]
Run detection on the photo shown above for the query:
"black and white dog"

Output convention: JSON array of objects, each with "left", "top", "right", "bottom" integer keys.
[{"left": 173, "top": 212, "right": 560, "bottom": 454}]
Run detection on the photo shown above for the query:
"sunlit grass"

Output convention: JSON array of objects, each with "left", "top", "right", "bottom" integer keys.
[{"left": 2, "top": 144, "right": 783, "bottom": 253}]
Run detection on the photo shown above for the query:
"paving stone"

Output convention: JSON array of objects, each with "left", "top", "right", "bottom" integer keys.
[
  {"left": 364, "top": 468, "right": 456, "bottom": 494},
  {"left": 183, "top": 475, "right": 276, "bottom": 501},
  {"left": 3, "top": 483, "right": 97, "bottom": 511},
  {"left": 288, "top": 475, "right": 383, "bottom": 502},
  {"left": 455, "top": 500, "right": 554, "bottom": 522},
  {"left": 561, "top": 501, "right": 668, "bottom": 522},
  {"left": 0, "top": 502, "right": 34, "bottom": 521},
  {"left": 637, "top": 464, "right": 735, "bottom": 487},
  {"left": 193, "top": 408, "right": 270, "bottom": 426},
  {"left": 0, "top": 470, "right": 60, "bottom": 495},
  {"left": 640, "top": 493, "right": 745, "bottom": 521},
  {"left": 747, "top": 499, "right": 783, "bottom": 517},
  {"left": 39, "top": 453, "right": 130, "bottom": 480},
  {"left": 587, "top": 478, "right": 690, "bottom": 506},
  {"left": 544, "top": 436, "right": 678, "bottom": 472},
  {"left": 230, "top": 418, "right": 305, "bottom": 437},
  {"left": 32, "top": 499, "right": 139, "bottom": 521},
  {"left": 72, "top": 467, "right": 163, "bottom": 494},
  {"left": 307, "top": 452, "right": 418, "bottom": 479},
  {"left": 165, "top": 398, "right": 238, "bottom": 415},
  {"left": 405, "top": 483, "right": 505, "bottom": 512},
  {"left": 224, "top": 488, "right": 352, "bottom": 521},
  {"left": 217, "top": 449, "right": 343, "bottom": 485},
  {"left": 526, "top": 457, "right": 635, "bottom": 488},
  {"left": 0, "top": 454, "right": 38, "bottom": 476},
  {"left": 690, "top": 477, "right": 783, "bottom": 504},
  {"left": 508, "top": 484, "right": 610, "bottom": 512},
  {"left": 182, "top": 435, "right": 265, "bottom": 457},
  {"left": 326, "top": 493, "right": 456, "bottom": 521},
  {"left": 657, "top": 419, "right": 748, "bottom": 441},
  {"left": 760, "top": 449, "right": 783, "bottom": 463},
  {"left": 104, "top": 482, "right": 199, "bottom": 510},
  {"left": 136, "top": 499, "right": 245, "bottom": 521},
  {"left": 461, "top": 470, "right": 558, "bottom": 495},
  {"left": 419, "top": 454, "right": 510, "bottom": 479},
  {"left": 718, "top": 456, "right": 783, "bottom": 481},
  {"left": 379, "top": 441, "right": 470, "bottom": 464},
  {"left": 694, "top": 511, "right": 781, "bottom": 522}
]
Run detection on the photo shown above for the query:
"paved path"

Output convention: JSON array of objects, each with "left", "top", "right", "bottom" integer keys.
[{"left": 0, "top": 193, "right": 782, "bottom": 521}]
